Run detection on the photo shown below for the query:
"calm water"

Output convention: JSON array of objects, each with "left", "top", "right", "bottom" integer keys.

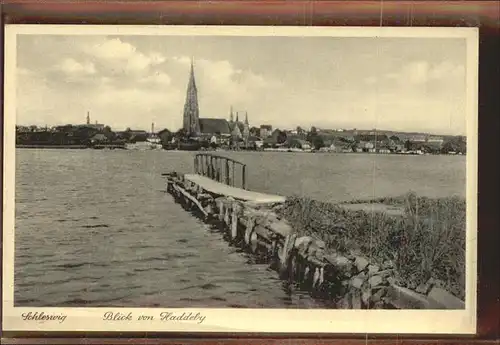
[{"left": 14, "top": 149, "right": 466, "bottom": 307}]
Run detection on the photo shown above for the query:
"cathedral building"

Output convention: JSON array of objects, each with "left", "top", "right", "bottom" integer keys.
[
  {"left": 182, "top": 59, "right": 201, "bottom": 136},
  {"left": 179, "top": 59, "right": 253, "bottom": 147}
]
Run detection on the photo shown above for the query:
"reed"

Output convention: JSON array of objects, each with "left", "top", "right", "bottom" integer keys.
[{"left": 278, "top": 192, "right": 466, "bottom": 300}]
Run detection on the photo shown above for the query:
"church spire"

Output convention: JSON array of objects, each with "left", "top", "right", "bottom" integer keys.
[
  {"left": 86, "top": 111, "right": 90, "bottom": 125},
  {"left": 242, "top": 111, "right": 250, "bottom": 142},
  {"left": 182, "top": 57, "right": 200, "bottom": 135},
  {"left": 230, "top": 106, "right": 234, "bottom": 123}
]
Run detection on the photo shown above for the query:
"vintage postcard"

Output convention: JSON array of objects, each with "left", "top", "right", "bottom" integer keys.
[{"left": 3, "top": 25, "right": 478, "bottom": 334}]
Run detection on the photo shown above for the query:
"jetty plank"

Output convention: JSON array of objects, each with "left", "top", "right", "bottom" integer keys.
[{"left": 184, "top": 174, "right": 286, "bottom": 204}]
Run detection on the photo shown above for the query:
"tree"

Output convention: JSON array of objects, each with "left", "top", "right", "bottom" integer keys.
[
  {"left": 158, "top": 129, "right": 173, "bottom": 145},
  {"left": 306, "top": 128, "right": 320, "bottom": 145},
  {"left": 174, "top": 128, "right": 189, "bottom": 142},
  {"left": 249, "top": 126, "right": 260, "bottom": 137},
  {"left": 103, "top": 126, "right": 115, "bottom": 140},
  {"left": 277, "top": 130, "right": 287, "bottom": 144},
  {"left": 441, "top": 138, "right": 466, "bottom": 154},
  {"left": 312, "top": 135, "right": 325, "bottom": 150}
]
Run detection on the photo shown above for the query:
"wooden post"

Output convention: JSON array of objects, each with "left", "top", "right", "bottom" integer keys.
[
  {"left": 278, "top": 233, "right": 298, "bottom": 279},
  {"left": 214, "top": 157, "right": 217, "bottom": 181},
  {"left": 245, "top": 217, "right": 255, "bottom": 245},
  {"left": 232, "top": 162, "right": 235, "bottom": 187},
  {"left": 204, "top": 155, "right": 207, "bottom": 177},
  {"left": 225, "top": 159, "right": 230, "bottom": 186},
  {"left": 218, "top": 157, "right": 221, "bottom": 182},
  {"left": 242, "top": 165, "right": 246, "bottom": 190},
  {"left": 211, "top": 156, "right": 215, "bottom": 180},
  {"left": 231, "top": 208, "right": 238, "bottom": 240},
  {"left": 224, "top": 205, "right": 230, "bottom": 225},
  {"left": 219, "top": 202, "right": 224, "bottom": 221}
]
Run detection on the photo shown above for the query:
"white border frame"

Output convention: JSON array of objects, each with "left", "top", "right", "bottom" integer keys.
[{"left": 3, "top": 25, "right": 478, "bottom": 334}]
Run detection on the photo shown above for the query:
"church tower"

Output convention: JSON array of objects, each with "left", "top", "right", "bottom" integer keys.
[
  {"left": 182, "top": 59, "right": 201, "bottom": 136},
  {"left": 229, "top": 106, "right": 234, "bottom": 124},
  {"left": 242, "top": 111, "right": 250, "bottom": 144},
  {"left": 232, "top": 112, "right": 242, "bottom": 139},
  {"left": 86, "top": 111, "right": 90, "bottom": 125}
]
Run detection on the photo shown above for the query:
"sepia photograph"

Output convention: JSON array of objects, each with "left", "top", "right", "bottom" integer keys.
[{"left": 3, "top": 25, "right": 478, "bottom": 334}]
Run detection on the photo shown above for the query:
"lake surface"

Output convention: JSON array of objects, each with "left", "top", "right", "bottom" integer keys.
[{"left": 14, "top": 149, "right": 466, "bottom": 307}]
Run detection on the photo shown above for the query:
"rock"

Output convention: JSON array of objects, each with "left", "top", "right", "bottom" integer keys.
[
  {"left": 354, "top": 256, "right": 370, "bottom": 272},
  {"left": 425, "top": 277, "right": 437, "bottom": 288},
  {"left": 382, "top": 260, "right": 394, "bottom": 269},
  {"left": 372, "top": 287, "right": 387, "bottom": 303},
  {"left": 374, "top": 269, "right": 393, "bottom": 277},
  {"left": 368, "top": 264, "right": 380, "bottom": 275},
  {"left": 386, "top": 276, "right": 397, "bottom": 285},
  {"left": 328, "top": 254, "right": 350, "bottom": 267},
  {"left": 428, "top": 287, "right": 465, "bottom": 309},
  {"left": 386, "top": 284, "right": 442, "bottom": 309},
  {"left": 368, "top": 275, "right": 384, "bottom": 288},
  {"left": 326, "top": 254, "right": 354, "bottom": 278},
  {"left": 416, "top": 283, "right": 429, "bottom": 295},
  {"left": 351, "top": 276, "right": 364, "bottom": 289},
  {"left": 361, "top": 289, "right": 371, "bottom": 305},
  {"left": 315, "top": 240, "right": 326, "bottom": 261},
  {"left": 351, "top": 290, "right": 362, "bottom": 309},
  {"left": 295, "top": 236, "right": 314, "bottom": 257}
]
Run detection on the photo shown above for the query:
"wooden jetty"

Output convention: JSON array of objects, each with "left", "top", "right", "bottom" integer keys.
[{"left": 163, "top": 153, "right": 465, "bottom": 310}]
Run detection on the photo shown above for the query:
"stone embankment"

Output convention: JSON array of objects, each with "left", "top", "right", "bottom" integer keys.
[{"left": 163, "top": 171, "right": 465, "bottom": 310}]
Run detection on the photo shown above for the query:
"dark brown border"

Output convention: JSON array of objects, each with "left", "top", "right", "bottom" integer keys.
[{"left": 2, "top": 1, "right": 499, "bottom": 343}]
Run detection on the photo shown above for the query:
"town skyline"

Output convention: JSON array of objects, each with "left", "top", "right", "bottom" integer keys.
[{"left": 16, "top": 34, "right": 468, "bottom": 136}]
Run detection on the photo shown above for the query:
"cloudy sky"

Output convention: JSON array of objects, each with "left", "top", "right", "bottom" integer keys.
[{"left": 16, "top": 34, "right": 467, "bottom": 135}]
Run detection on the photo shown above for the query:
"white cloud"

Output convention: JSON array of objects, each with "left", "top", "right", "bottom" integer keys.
[
  {"left": 389, "top": 60, "right": 465, "bottom": 86},
  {"left": 58, "top": 58, "right": 96, "bottom": 76},
  {"left": 84, "top": 38, "right": 166, "bottom": 73},
  {"left": 139, "top": 72, "right": 172, "bottom": 86}
]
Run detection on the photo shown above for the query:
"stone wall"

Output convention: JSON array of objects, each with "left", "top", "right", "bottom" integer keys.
[{"left": 164, "top": 172, "right": 465, "bottom": 310}]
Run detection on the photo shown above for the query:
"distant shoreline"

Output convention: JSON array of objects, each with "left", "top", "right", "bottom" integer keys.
[
  {"left": 15, "top": 145, "right": 466, "bottom": 156},
  {"left": 16, "top": 145, "right": 88, "bottom": 149},
  {"left": 16, "top": 145, "right": 126, "bottom": 150}
]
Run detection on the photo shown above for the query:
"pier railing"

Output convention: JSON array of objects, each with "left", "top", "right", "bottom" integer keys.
[{"left": 194, "top": 153, "right": 247, "bottom": 190}]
